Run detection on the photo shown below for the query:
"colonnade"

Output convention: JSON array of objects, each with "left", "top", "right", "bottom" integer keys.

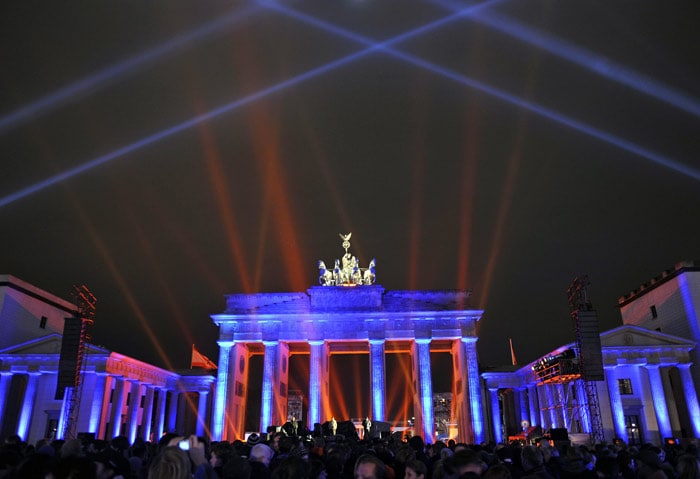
[
  {"left": 483, "top": 353, "right": 700, "bottom": 445},
  {"left": 212, "top": 335, "right": 485, "bottom": 444},
  {"left": 0, "top": 349, "right": 215, "bottom": 446}
]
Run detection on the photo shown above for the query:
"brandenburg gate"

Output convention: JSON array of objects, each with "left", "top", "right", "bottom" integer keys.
[{"left": 210, "top": 234, "right": 485, "bottom": 443}]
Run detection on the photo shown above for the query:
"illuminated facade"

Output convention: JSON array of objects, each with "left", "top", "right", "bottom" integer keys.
[
  {"left": 0, "top": 276, "right": 215, "bottom": 445},
  {"left": 482, "top": 329, "right": 700, "bottom": 445},
  {"left": 210, "top": 286, "right": 485, "bottom": 443},
  {"left": 617, "top": 261, "right": 700, "bottom": 400}
]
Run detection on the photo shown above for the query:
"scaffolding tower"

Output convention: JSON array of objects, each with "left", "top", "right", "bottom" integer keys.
[
  {"left": 533, "top": 350, "right": 588, "bottom": 434},
  {"left": 567, "top": 276, "right": 604, "bottom": 444},
  {"left": 63, "top": 285, "right": 96, "bottom": 439}
]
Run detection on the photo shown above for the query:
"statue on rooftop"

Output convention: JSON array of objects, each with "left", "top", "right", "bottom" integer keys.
[{"left": 317, "top": 233, "right": 376, "bottom": 286}]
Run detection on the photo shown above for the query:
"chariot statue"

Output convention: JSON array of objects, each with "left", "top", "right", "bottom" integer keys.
[{"left": 317, "top": 233, "right": 377, "bottom": 286}]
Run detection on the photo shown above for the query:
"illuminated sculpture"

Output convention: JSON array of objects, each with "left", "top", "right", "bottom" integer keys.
[{"left": 318, "top": 233, "right": 376, "bottom": 286}]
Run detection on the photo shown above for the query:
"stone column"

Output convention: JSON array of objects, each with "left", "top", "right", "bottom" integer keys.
[
  {"left": 125, "top": 381, "right": 142, "bottom": 444},
  {"left": 167, "top": 391, "right": 179, "bottom": 434},
  {"left": 489, "top": 387, "right": 503, "bottom": 443},
  {"left": 645, "top": 365, "right": 672, "bottom": 440},
  {"left": 451, "top": 339, "right": 471, "bottom": 442},
  {"left": 154, "top": 387, "right": 167, "bottom": 439},
  {"left": 176, "top": 391, "right": 187, "bottom": 434},
  {"left": 0, "top": 372, "right": 13, "bottom": 421},
  {"left": 261, "top": 340, "right": 289, "bottom": 432},
  {"left": 141, "top": 386, "right": 155, "bottom": 442},
  {"left": 89, "top": 373, "right": 107, "bottom": 434},
  {"left": 463, "top": 338, "right": 485, "bottom": 443},
  {"left": 369, "top": 339, "right": 386, "bottom": 422},
  {"left": 212, "top": 341, "right": 233, "bottom": 441},
  {"left": 308, "top": 340, "right": 329, "bottom": 428},
  {"left": 196, "top": 391, "right": 209, "bottom": 437},
  {"left": 677, "top": 364, "right": 700, "bottom": 438},
  {"left": 517, "top": 387, "right": 528, "bottom": 427},
  {"left": 604, "top": 366, "right": 627, "bottom": 442},
  {"left": 261, "top": 340, "right": 279, "bottom": 433},
  {"left": 527, "top": 384, "right": 539, "bottom": 427},
  {"left": 109, "top": 377, "right": 127, "bottom": 439},
  {"left": 98, "top": 375, "right": 115, "bottom": 439},
  {"left": 412, "top": 339, "right": 434, "bottom": 441},
  {"left": 17, "top": 372, "right": 40, "bottom": 441}
]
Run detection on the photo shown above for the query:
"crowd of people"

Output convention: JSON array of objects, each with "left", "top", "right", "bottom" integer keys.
[{"left": 0, "top": 428, "right": 699, "bottom": 479}]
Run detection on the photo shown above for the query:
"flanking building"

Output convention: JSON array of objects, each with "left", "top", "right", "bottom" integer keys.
[
  {"left": 0, "top": 275, "right": 214, "bottom": 445},
  {"left": 483, "top": 261, "right": 700, "bottom": 446}
]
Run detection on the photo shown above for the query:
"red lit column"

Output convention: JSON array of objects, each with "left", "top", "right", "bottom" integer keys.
[
  {"left": 227, "top": 342, "right": 250, "bottom": 440},
  {"left": 451, "top": 340, "right": 472, "bottom": 443}
]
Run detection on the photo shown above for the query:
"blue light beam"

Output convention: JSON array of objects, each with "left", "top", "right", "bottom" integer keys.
[
  {"left": 0, "top": 6, "right": 482, "bottom": 209},
  {"left": 262, "top": 2, "right": 700, "bottom": 182},
  {"left": 432, "top": 0, "right": 700, "bottom": 118},
  {"left": 0, "top": 4, "right": 260, "bottom": 135}
]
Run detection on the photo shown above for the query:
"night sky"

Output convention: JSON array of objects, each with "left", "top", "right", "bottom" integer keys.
[{"left": 2, "top": 0, "right": 700, "bottom": 379}]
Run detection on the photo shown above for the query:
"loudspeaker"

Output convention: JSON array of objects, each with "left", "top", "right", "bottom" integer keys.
[{"left": 550, "top": 428, "right": 568, "bottom": 441}]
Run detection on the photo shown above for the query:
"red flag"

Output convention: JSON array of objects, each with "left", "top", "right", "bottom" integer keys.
[
  {"left": 191, "top": 344, "right": 217, "bottom": 369},
  {"left": 509, "top": 338, "right": 518, "bottom": 366}
]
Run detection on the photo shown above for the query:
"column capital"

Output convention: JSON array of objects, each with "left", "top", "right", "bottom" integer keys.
[
  {"left": 309, "top": 340, "right": 325, "bottom": 346},
  {"left": 369, "top": 339, "right": 386, "bottom": 345},
  {"left": 415, "top": 338, "right": 431, "bottom": 345},
  {"left": 460, "top": 337, "right": 478, "bottom": 344},
  {"left": 217, "top": 340, "right": 234, "bottom": 348},
  {"left": 263, "top": 340, "right": 279, "bottom": 347}
]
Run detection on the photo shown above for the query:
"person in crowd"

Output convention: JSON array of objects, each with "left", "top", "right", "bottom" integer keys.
[
  {"left": 250, "top": 443, "right": 275, "bottom": 479},
  {"left": 405, "top": 459, "right": 427, "bottom": 479},
  {"left": 147, "top": 446, "right": 192, "bottom": 479},
  {"left": 355, "top": 454, "right": 386, "bottom": 479},
  {"left": 520, "top": 445, "right": 556, "bottom": 479},
  {"left": 676, "top": 454, "right": 700, "bottom": 479}
]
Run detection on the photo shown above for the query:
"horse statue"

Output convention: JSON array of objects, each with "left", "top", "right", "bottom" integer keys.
[
  {"left": 318, "top": 260, "right": 334, "bottom": 286},
  {"left": 363, "top": 258, "right": 376, "bottom": 285}
]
